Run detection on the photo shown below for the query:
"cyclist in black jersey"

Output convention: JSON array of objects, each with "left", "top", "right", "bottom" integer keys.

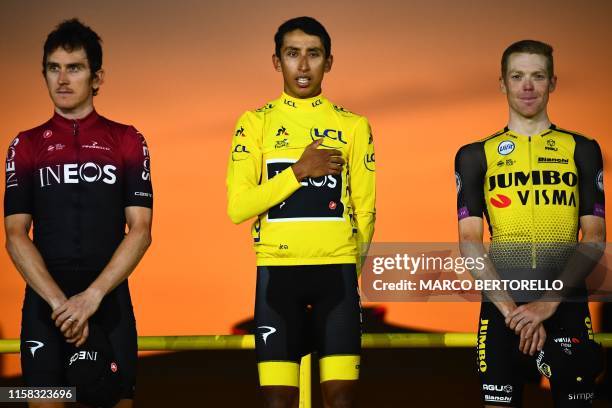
[
  {"left": 456, "top": 40, "right": 605, "bottom": 407},
  {"left": 4, "top": 19, "right": 152, "bottom": 408}
]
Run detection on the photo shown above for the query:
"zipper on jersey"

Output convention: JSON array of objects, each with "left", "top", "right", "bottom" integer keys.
[
  {"left": 72, "top": 120, "right": 82, "bottom": 269},
  {"left": 528, "top": 136, "right": 536, "bottom": 269}
]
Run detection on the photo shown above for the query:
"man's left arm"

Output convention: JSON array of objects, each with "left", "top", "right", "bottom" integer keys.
[
  {"left": 507, "top": 137, "right": 606, "bottom": 336},
  {"left": 349, "top": 117, "right": 376, "bottom": 270},
  {"left": 53, "top": 127, "right": 153, "bottom": 344}
]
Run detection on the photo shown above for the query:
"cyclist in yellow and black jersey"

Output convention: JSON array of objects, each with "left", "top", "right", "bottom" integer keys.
[
  {"left": 228, "top": 92, "right": 375, "bottom": 266},
  {"left": 227, "top": 17, "right": 375, "bottom": 408},
  {"left": 456, "top": 40, "right": 605, "bottom": 408}
]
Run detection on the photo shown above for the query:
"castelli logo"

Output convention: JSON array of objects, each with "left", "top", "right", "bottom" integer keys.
[
  {"left": 490, "top": 194, "right": 512, "bottom": 208},
  {"left": 110, "top": 362, "right": 118, "bottom": 373},
  {"left": 329, "top": 201, "right": 337, "bottom": 210}
]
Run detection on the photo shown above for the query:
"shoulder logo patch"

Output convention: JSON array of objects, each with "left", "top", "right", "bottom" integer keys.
[{"left": 597, "top": 169, "right": 604, "bottom": 192}]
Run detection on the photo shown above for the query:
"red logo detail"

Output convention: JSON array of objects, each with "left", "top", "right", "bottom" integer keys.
[
  {"left": 110, "top": 362, "right": 118, "bottom": 372},
  {"left": 490, "top": 194, "right": 512, "bottom": 208},
  {"left": 329, "top": 201, "right": 337, "bottom": 210},
  {"left": 571, "top": 338, "right": 580, "bottom": 344},
  {"left": 43, "top": 130, "right": 53, "bottom": 139}
]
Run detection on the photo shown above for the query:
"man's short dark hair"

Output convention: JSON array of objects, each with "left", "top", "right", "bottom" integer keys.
[
  {"left": 43, "top": 19, "right": 103, "bottom": 95},
  {"left": 501, "top": 39, "right": 554, "bottom": 78},
  {"left": 274, "top": 17, "right": 331, "bottom": 58}
]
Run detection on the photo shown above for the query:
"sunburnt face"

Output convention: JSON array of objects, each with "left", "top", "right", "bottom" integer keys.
[
  {"left": 501, "top": 52, "right": 556, "bottom": 119},
  {"left": 273, "top": 29, "right": 332, "bottom": 99},
  {"left": 44, "top": 47, "right": 103, "bottom": 117}
]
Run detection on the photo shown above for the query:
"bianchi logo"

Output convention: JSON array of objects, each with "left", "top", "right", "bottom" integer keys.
[
  {"left": 484, "top": 395, "right": 512, "bottom": 403},
  {"left": 257, "top": 326, "right": 277, "bottom": 345},
  {"left": 25, "top": 340, "right": 44, "bottom": 357}
]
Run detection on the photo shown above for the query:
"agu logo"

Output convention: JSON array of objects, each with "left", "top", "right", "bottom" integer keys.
[
  {"left": 490, "top": 194, "right": 511, "bottom": 208},
  {"left": 498, "top": 140, "right": 515, "bottom": 156},
  {"left": 111, "top": 362, "right": 118, "bottom": 373}
]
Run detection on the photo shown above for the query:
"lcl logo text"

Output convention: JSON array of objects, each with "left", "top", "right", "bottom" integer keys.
[{"left": 312, "top": 128, "right": 347, "bottom": 144}]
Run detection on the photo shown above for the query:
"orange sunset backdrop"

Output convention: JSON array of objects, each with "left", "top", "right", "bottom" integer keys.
[{"left": 1, "top": 0, "right": 611, "bottom": 376}]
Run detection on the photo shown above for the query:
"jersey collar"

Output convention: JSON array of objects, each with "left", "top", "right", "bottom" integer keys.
[
  {"left": 279, "top": 92, "right": 327, "bottom": 111},
  {"left": 51, "top": 109, "right": 100, "bottom": 131},
  {"left": 504, "top": 123, "right": 556, "bottom": 138}
]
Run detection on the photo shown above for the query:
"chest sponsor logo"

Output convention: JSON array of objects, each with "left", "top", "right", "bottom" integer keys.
[
  {"left": 546, "top": 139, "right": 558, "bottom": 151},
  {"left": 538, "top": 157, "right": 568, "bottom": 164},
  {"left": 47, "top": 144, "right": 65, "bottom": 152},
  {"left": 267, "top": 159, "right": 344, "bottom": 221},
  {"left": 310, "top": 128, "right": 347, "bottom": 145},
  {"left": 497, "top": 140, "right": 515, "bottom": 156},
  {"left": 38, "top": 162, "right": 117, "bottom": 187},
  {"left": 82, "top": 140, "right": 111, "bottom": 151},
  {"left": 275, "top": 139, "right": 289, "bottom": 149},
  {"left": 5, "top": 137, "right": 20, "bottom": 188},
  {"left": 312, "top": 99, "right": 323, "bottom": 107},
  {"left": 490, "top": 194, "right": 511, "bottom": 208},
  {"left": 275, "top": 126, "right": 289, "bottom": 137},
  {"left": 488, "top": 170, "right": 577, "bottom": 208},
  {"left": 497, "top": 159, "right": 516, "bottom": 167},
  {"left": 234, "top": 126, "right": 245, "bottom": 137},
  {"left": 274, "top": 126, "right": 290, "bottom": 149},
  {"left": 597, "top": 169, "right": 604, "bottom": 192}
]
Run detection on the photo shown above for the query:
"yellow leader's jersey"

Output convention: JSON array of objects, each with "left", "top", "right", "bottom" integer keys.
[
  {"left": 455, "top": 125, "right": 605, "bottom": 270},
  {"left": 226, "top": 93, "right": 376, "bottom": 266}
]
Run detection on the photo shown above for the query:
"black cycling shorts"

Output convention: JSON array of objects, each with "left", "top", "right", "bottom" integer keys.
[
  {"left": 477, "top": 301, "right": 603, "bottom": 407},
  {"left": 255, "top": 264, "right": 361, "bottom": 386},
  {"left": 20, "top": 276, "right": 137, "bottom": 401}
]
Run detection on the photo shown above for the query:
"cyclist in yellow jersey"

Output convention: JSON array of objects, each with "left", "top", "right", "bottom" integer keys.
[
  {"left": 456, "top": 40, "right": 605, "bottom": 407},
  {"left": 226, "top": 17, "right": 375, "bottom": 408}
]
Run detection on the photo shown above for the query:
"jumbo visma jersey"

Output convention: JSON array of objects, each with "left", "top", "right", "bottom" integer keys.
[
  {"left": 226, "top": 93, "right": 376, "bottom": 266},
  {"left": 455, "top": 125, "right": 605, "bottom": 270}
]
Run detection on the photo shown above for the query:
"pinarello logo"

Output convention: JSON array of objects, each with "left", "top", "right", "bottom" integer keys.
[
  {"left": 329, "top": 201, "right": 337, "bottom": 210},
  {"left": 571, "top": 338, "right": 580, "bottom": 344},
  {"left": 43, "top": 130, "right": 53, "bottom": 139},
  {"left": 490, "top": 194, "right": 511, "bottom": 208},
  {"left": 110, "top": 362, "right": 118, "bottom": 373}
]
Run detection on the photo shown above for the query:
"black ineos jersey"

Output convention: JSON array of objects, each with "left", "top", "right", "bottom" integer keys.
[{"left": 4, "top": 110, "right": 153, "bottom": 272}]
